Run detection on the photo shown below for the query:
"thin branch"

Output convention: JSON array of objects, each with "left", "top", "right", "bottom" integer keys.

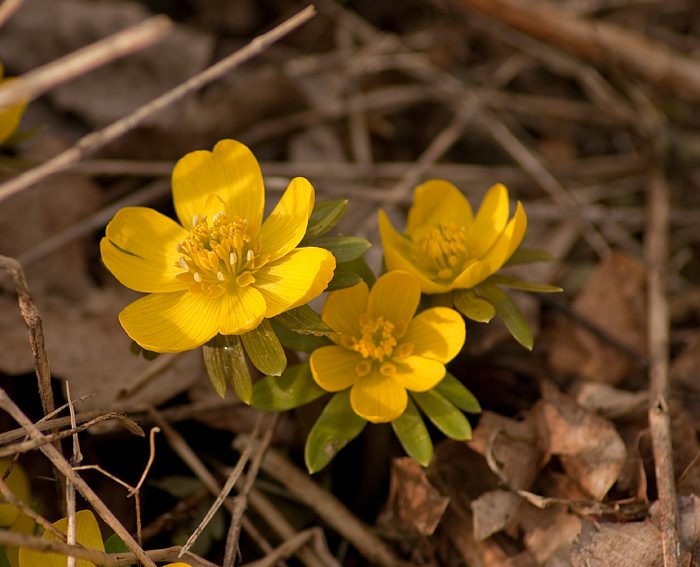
[
  {"left": 0, "top": 5, "right": 317, "bottom": 205},
  {"left": 0, "top": 388, "right": 157, "bottom": 567},
  {"left": 0, "top": 0, "right": 23, "bottom": 28},
  {"left": 0, "top": 16, "right": 172, "bottom": 109},
  {"left": 645, "top": 167, "right": 684, "bottom": 567}
]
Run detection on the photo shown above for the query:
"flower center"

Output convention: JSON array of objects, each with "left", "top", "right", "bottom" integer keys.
[
  {"left": 352, "top": 315, "right": 397, "bottom": 361},
  {"left": 418, "top": 221, "right": 469, "bottom": 281},
  {"left": 175, "top": 212, "right": 268, "bottom": 297}
]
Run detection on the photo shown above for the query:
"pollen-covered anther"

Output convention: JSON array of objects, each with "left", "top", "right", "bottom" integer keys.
[
  {"left": 356, "top": 360, "right": 372, "bottom": 377},
  {"left": 352, "top": 315, "right": 398, "bottom": 361},
  {"left": 419, "top": 221, "right": 469, "bottom": 281},
  {"left": 175, "top": 212, "right": 257, "bottom": 295}
]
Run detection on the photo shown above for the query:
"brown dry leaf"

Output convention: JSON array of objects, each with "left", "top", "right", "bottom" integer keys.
[
  {"left": 519, "top": 504, "right": 582, "bottom": 564},
  {"left": 470, "top": 489, "right": 521, "bottom": 542},
  {"left": 670, "top": 331, "right": 700, "bottom": 426},
  {"left": 651, "top": 494, "right": 700, "bottom": 556},
  {"left": 670, "top": 405, "right": 700, "bottom": 497},
  {"left": 546, "top": 251, "right": 646, "bottom": 385},
  {"left": 0, "top": 287, "right": 202, "bottom": 410},
  {"left": 570, "top": 381, "right": 648, "bottom": 420},
  {"left": 0, "top": 0, "right": 213, "bottom": 129},
  {"left": 0, "top": 136, "right": 102, "bottom": 296},
  {"left": 534, "top": 382, "right": 627, "bottom": 500},
  {"left": 378, "top": 457, "right": 449, "bottom": 537},
  {"left": 468, "top": 410, "right": 541, "bottom": 490},
  {"left": 571, "top": 521, "right": 663, "bottom": 567}
]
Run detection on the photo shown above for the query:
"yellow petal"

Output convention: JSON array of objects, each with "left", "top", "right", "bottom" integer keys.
[
  {"left": 259, "top": 177, "right": 315, "bottom": 262},
  {"left": 254, "top": 247, "right": 335, "bottom": 318},
  {"left": 402, "top": 307, "right": 466, "bottom": 363},
  {"left": 172, "top": 139, "right": 264, "bottom": 232},
  {"left": 310, "top": 346, "right": 361, "bottom": 392},
  {"left": 322, "top": 280, "right": 369, "bottom": 345},
  {"left": 101, "top": 207, "right": 189, "bottom": 293},
  {"left": 406, "top": 179, "right": 473, "bottom": 239},
  {"left": 368, "top": 271, "right": 420, "bottom": 331},
  {"left": 452, "top": 260, "right": 494, "bottom": 290},
  {"left": 0, "top": 78, "right": 25, "bottom": 145},
  {"left": 217, "top": 286, "right": 266, "bottom": 335},
  {"left": 395, "top": 356, "right": 446, "bottom": 391},
  {"left": 350, "top": 370, "right": 407, "bottom": 423},
  {"left": 0, "top": 459, "right": 29, "bottom": 527},
  {"left": 119, "top": 291, "right": 222, "bottom": 353},
  {"left": 467, "top": 183, "right": 510, "bottom": 258},
  {"left": 482, "top": 201, "right": 527, "bottom": 271},
  {"left": 19, "top": 509, "right": 104, "bottom": 567},
  {"left": 7, "top": 511, "right": 34, "bottom": 567},
  {"left": 378, "top": 210, "right": 451, "bottom": 294}
]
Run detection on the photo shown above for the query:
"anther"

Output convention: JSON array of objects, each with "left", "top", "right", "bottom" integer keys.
[
  {"left": 178, "top": 258, "right": 189, "bottom": 270},
  {"left": 193, "top": 272, "right": 202, "bottom": 283},
  {"left": 217, "top": 271, "right": 225, "bottom": 281},
  {"left": 246, "top": 249, "right": 254, "bottom": 263},
  {"left": 230, "top": 252, "right": 237, "bottom": 265}
]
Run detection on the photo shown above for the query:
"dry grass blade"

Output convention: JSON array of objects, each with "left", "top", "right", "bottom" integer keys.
[
  {"left": 0, "top": 15, "right": 173, "bottom": 109},
  {"left": 0, "top": 4, "right": 317, "bottom": 205}
]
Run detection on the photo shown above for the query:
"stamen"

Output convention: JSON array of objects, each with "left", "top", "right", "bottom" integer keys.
[
  {"left": 217, "top": 271, "right": 226, "bottom": 281},
  {"left": 246, "top": 249, "right": 254, "bottom": 263},
  {"left": 192, "top": 214, "right": 200, "bottom": 227},
  {"left": 230, "top": 252, "right": 237, "bottom": 265},
  {"left": 178, "top": 258, "right": 189, "bottom": 270},
  {"left": 193, "top": 272, "right": 202, "bottom": 283},
  {"left": 356, "top": 360, "right": 372, "bottom": 377}
]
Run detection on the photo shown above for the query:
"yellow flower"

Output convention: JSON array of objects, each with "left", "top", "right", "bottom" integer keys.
[
  {"left": 101, "top": 140, "right": 336, "bottom": 353},
  {"left": 18, "top": 510, "right": 104, "bottom": 567},
  {"left": 0, "top": 459, "right": 30, "bottom": 527},
  {"left": 0, "top": 64, "right": 26, "bottom": 145},
  {"left": 310, "top": 271, "right": 465, "bottom": 423},
  {"left": 379, "top": 181, "right": 526, "bottom": 294}
]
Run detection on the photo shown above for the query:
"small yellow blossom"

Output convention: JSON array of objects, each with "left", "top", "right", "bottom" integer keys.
[
  {"left": 0, "top": 64, "right": 26, "bottom": 145},
  {"left": 379, "top": 181, "right": 526, "bottom": 294},
  {"left": 310, "top": 271, "right": 465, "bottom": 423},
  {"left": 101, "top": 140, "right": 336, "bottom": 353}
]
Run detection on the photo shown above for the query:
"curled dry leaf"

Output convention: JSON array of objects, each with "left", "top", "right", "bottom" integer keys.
[
  {"left": 378, "top": 457, "right": 450, "bottom": 538},
  {"left": 534, "top": 382, "right": 626, "bottom": 501},
  {"left": 470, "top": 489, "right": 521, "bottom": 541},
  {"left": 570, "top": 381, "right": 648, "bottom": 419},
  {"left": 546, "top": 251, "right": 646, "bottom": 385}
]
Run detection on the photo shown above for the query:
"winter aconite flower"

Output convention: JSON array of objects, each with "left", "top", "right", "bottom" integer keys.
[
  {"left": 379, "top": 181, "right": 526, "bottom": 294},
  {"left": 310, "top": 271, "right": 465, "bottom": 422},
  {"left": 101, "top": 140, "right": 335, "bottom": 353},
  {"left": 0, "top": 64, "right": 26, "bottom": 145}
]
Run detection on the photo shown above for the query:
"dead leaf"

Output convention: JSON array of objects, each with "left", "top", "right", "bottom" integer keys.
[
  {"left": 471, "top": 489, "right": 521, "bottom": 541},
  {"left": 570, "top": 381, "right": 648, "bottom": 419},
  {"left": 468, "top": 410, "right": 541, "bottom": 490},
  {"left": 571, "top": 521, "right": 663, "bottom": 567},
  {"left": 545, "top": 251, "right": 646, "bottom": 385},
  {"left": 0, "top": 287, "right": 202, "bottom": 410},
  {"left": 378, "top": 457, "right": 449, "bottom": 537},
  {"left": 534, "top": 382, "right": 627, "bottom": 500},
  {"left": 520, "top": 504, "right": 582, "bottom": 564}
]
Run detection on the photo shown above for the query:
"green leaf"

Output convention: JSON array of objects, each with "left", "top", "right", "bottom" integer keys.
[
  {"left": 435, "top": 372, "right": 481, "bottom": 413},
  {"left": 487, "top": 274, "right": 563, "bottom": 293},
  {"left": 129, "top": 341, "right": 160, "bottom": 360},
  {"left": 304, "top": 390, "right": 366, "bottom": 473},
  {"left": 327, "top": 268, "right": 362, "bottom": 290},
  {"left": 412, "top": 390, "right": 472, "bottom": 441},
  {"left": 313, "top": 236, "right": 371, "bottom": 263},
  {"left": 391, "top": 398, "right": 433, "bottom": 466},
  {"left": 453, "top": 289, "right": 495, "bottom": 323},
  {"left": 505, "top": 247, "right": 553, "bottom": 265},
  {"left": 270, "top": 319, "right": 330, "bottom": 352},
  {"left": 203, "top": 334, "right": 252, "bottom": 403},
  {"left": 303, "top": 199, "right": 348, "bottom": 242},
  {"left": 274, "top": 304, "right": 333, "bottom": 336},
  {"left": 251, "top": 363, "right": 326, "bottom": 411},
  {"left": 341, "top": 256, "right": 376, "bottom": 287},
  {"left": 241, "top": 319, "right": 287, "bottom": 377},
  {"left": 104, "top": 534, "right": 130, "bottom": 559},
  {"left": 476, "top": 282, "right": 534, "bottom": 350}
]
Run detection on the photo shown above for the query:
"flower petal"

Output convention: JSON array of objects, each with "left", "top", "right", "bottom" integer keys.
[
  {"left": 452, "top": 260, "right": 494, "bottom": 290},
  {"left": 259, "top": 177, "right": 315, "bottom": 262},
  {"left": 350, "top": 370, "right": 407, "bottom": 423},
  {"left": 322, "top": 280, "right": 369, "bottom": 345},
  {"left": 0, "top": 79, "right": 25, "bottom": 145},
  {"left": 172, "top": 139, "right": 264, "bottom": 231},
  {"left": 379, "top": 210, "right": 451, "bottom": 294},
  {"left": 406, "top": 179, "right": 473, "bottom": 238},
  {"left": 481, "top": 201, "right": 527, "bottom": 271},
  {"left": 101, "top": 207, "right": 189, "bottom": 293},
  {"left": 310, "top": 345, "right": 361, "bottom": 392},
  {"left": 368, "top": 271, "right": 420, "bottom": 331},
  {"left": 119, "top": 291, "right": 222, "bottom": 352},
  {"left": 254, "top": 247, "right": 335, "bottom": 318},
  {"left": 468, "top": 183, "right": 510, "bottom": 258},
  {"left": 394, "top": 356, "right": 446, "bottom": 391},
  {"left": 402, "top": 307, "right": 466, "bottom": 363},
  {"left": 217, "top": 286, "right": 267, "bottom": 335}
]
